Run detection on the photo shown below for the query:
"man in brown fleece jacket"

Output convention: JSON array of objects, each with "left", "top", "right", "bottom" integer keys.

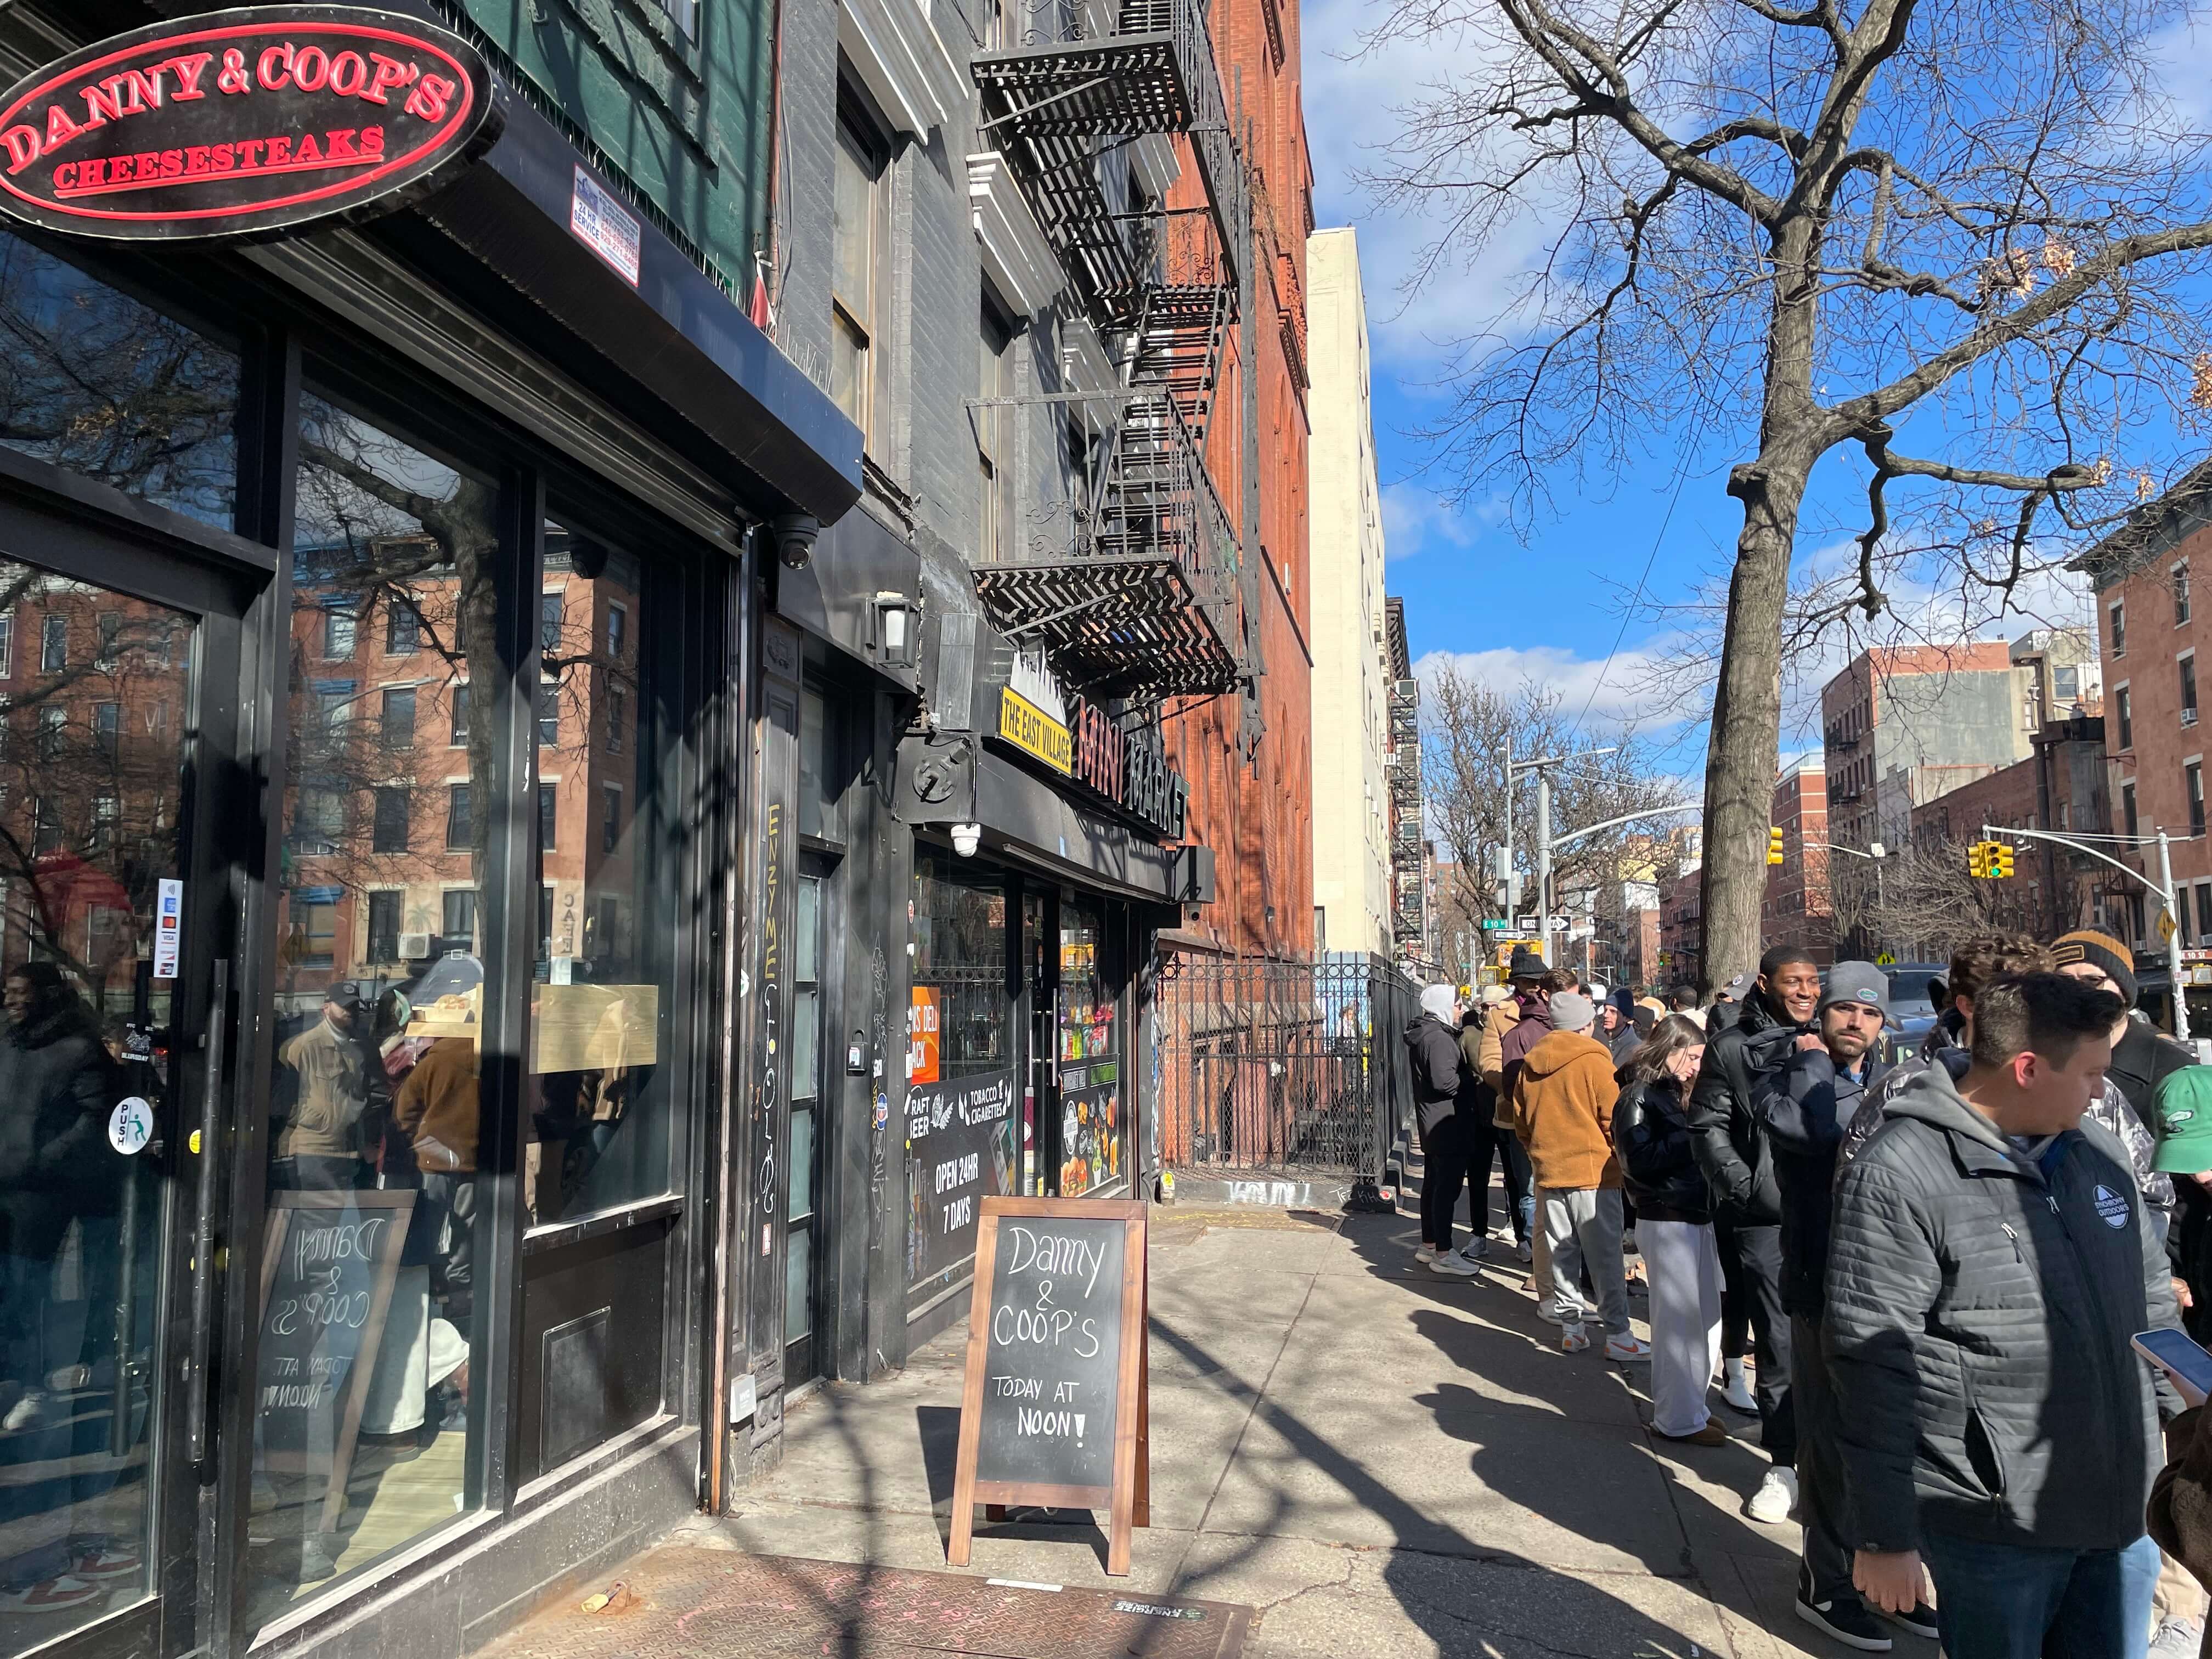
[{"left": 1512, "top": 991, "right": 1648, "bottom": 1362}]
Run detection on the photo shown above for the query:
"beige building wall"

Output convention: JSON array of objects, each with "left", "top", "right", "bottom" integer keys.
[{"left": 1306, "top": 228, "right": 1393, "bottom": 956}]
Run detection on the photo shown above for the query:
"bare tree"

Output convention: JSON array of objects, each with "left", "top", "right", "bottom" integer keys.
[
  {"left": 1423, "top": 667, "right": 1689, "bottom": 950},
  {"left": 1827, "top": 835, "right": 2042, "bottom": 960},
  {"left": 1362, "top": 0, "right": 2212, "bottom": 989}
]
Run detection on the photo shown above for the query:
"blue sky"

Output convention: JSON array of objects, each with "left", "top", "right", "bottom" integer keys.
[{"left": 1296, "top": 0, "right": 2207, "bottom": 768}]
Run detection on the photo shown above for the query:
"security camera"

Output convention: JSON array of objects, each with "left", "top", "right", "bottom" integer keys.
[
  {"left": 951, "top": 822, "right": 981, "bottom": 857},
  {"left": 770, "top": 513, "right": 819, "bottom": 569}
]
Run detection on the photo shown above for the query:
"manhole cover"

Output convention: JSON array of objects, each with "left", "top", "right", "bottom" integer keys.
[{"left": 481, "top": 1549, "right": 1250, "bottom": 1659}]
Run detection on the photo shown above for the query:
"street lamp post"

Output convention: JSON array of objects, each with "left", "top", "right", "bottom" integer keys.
[{"left": 1807, "top": 840, "right": 1887, "bottom": 958}]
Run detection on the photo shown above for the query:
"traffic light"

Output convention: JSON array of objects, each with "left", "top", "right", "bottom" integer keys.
[
  {"left": 1969, "top": 841, "right": 1991, "bottom": 878},
  {"left": 1768, "top": 826, "right": 1785, "bottom": 865},
  {"left": 1991, "top": 842, "right": 2015, "bottom": 879}
]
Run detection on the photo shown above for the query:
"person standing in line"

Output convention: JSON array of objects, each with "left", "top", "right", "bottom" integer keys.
[
  {"left": 1513, "top": 991, "right": 1651, "bottom": 1361},
  {"left": 1502, "top": 967, "right": 1578, "bottom": 1310},
  {"left": 1707, "top": 971, "right": 1755, "bottom": 1032},
  {"left": 1600, "top": 989, "right": 1643, "bottom": 1064},
  {"left": 1752, "top": 963, "right": 1933, "bottom": 1651},
  {"left": 1407, "top": 984, "right": 1479, "bottom": 1276},
  {"left": 1830, "top": 974, "right": 2178, "bottom": 1659},
  {"left": 1461, "top": 991, "right": 1533, "bottom": 1264},
  {"left": 1669, "top": 985, "right": 1706, "bottom": 1030},
  {"left": 1616, "top": 1015, "right": 1724, "bottom": 1442},
  {"left": 1690, "top": 946, "right": 1821, "bottom": 1526}
]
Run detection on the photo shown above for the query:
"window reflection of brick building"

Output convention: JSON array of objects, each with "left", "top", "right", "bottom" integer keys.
[{"left": 0, "top": 568, "right": 190, "bottom": 1011}]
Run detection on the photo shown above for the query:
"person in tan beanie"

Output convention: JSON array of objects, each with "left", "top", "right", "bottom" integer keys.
[{"left": 1513, "top": 991, "right": 1649, "bottom": 1361}]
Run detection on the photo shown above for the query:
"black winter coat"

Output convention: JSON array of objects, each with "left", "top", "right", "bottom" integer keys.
[
  {"left": 0, "top": 1008, "right": 124, "bottom": 1258},
  {"left": 1404, "top": 1015, "right": 1464, "bottom": 1134},
  {"left": 1825, "top": 1060, "right": 2182, "bottom": 1554},
  {"left": 1686, "top": 991, "right": 1803, "bottom": 1226},
  {"left": 1751, "top": 1042, "right": 1886, "bottom": 1318},
  {"left": 1613, "top": 1080, "right": 1710, "bottom": 1223},
  {"left": 2111, "top": 1016, "right": 2195, "bottom": 1138}
]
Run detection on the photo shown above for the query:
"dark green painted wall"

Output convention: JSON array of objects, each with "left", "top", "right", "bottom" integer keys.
[{"left": 452, "top": 0, "right": 774, "bottom": 297}]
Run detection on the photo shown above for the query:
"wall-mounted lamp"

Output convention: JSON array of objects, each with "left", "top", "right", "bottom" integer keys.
[
  {"left": 873, "top": 590, "right": 916, "bottom": 669},
  {"left": 951, "top": 822, "right": 982, "bottom": 857}
]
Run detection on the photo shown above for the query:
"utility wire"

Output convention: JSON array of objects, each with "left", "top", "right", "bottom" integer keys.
[{"left": 1568, "top": 451, "right": 1694, "bottom": 746}]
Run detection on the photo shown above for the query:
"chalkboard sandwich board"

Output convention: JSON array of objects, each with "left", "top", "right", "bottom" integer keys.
[{"left": 948, "top": 1195, "right": 1149, "bottom": 1576}]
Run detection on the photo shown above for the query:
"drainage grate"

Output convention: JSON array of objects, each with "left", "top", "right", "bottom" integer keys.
[{"left": 480, "top": 1549, "right": 1251, "bottom": 1659}]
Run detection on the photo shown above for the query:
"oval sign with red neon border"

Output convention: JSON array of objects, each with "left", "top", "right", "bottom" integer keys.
[{"left": 0, "top": 5, "right": 500, "bottom": 241}]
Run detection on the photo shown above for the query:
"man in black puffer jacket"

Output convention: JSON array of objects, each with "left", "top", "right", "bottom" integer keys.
[
  {"left": 1406, "top": 985, "right": 1478, "bottom": 1274},
  {"left": 1751, "top": 963, "right": 1920, "bottom": 1649},
  {"left": 1689, "top": 945, "right": 1820, "bottom": 1522},
  {"left": 1827, "top": 973, "right": 2181, "bottom": 1659}
]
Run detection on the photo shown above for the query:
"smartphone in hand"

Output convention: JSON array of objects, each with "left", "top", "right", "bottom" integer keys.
[{"left": 2134, "top": 1328, "right": 2212, "bottom": 1408}]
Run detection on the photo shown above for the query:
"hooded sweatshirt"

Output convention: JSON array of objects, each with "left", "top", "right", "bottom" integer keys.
[
  {"left": 1825, "top": 1058, "right": 2181, "bottom": 1553},
  {"left": 1510, "top": 1028, "right": 1623, "bottom": 1190},
  {"left": 1404, "top": 994, "right": 1465, "bottom": 1135}
]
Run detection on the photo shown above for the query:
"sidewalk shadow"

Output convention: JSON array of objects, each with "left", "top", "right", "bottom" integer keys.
[{"left": 914, "top": 1403, "right": 1115, "bottom": 1571}]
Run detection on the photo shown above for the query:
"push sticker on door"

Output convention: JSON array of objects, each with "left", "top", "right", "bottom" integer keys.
[{"left": 153, "top": 877, "right": 182, "bottom": 979}]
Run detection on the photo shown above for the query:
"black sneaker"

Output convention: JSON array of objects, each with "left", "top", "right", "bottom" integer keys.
[
  {"left": 1796, "top": 1596, "right": 1894, "bottom": 1652},
  {"left": 1880, "top": 1600, "right": 1938, "bottom": 1641}
]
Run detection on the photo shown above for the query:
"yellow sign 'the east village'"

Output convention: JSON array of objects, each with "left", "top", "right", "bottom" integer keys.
[{"left": 998, "top": 687, "right": 1072, "bottom": 775}]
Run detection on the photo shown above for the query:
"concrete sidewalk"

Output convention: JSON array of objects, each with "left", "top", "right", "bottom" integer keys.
[{"left": 613, "top": 1205, "right": 1911, "bottom": 1659}]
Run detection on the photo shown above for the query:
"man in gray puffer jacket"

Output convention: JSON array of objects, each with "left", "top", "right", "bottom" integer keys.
[{"left": 1827, "top": 972, "right": 2180, "bottom": 1658}]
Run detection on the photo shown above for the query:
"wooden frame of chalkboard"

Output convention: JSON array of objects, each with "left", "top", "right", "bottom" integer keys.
[
  {"left": 947, "top": 1195, "right": 1149, "bottom": 1576},
  {"left": 256, "top": 1189, "right": 418, "bottom": 1537}
]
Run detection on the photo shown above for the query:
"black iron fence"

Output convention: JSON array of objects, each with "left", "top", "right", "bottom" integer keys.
[{"left": 1153, "top": 951, "right": 1421, "bottom": 1180}]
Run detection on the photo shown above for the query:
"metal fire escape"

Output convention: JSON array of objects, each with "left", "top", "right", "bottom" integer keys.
[{"left": 969, "top": 0, "right": 1251, "bottom": 706}]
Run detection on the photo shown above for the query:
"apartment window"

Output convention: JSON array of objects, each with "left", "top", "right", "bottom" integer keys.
[
  {"left": 2123, "top": 781, "right": 2138, "bottom": 839},
  {"left": 831, "top": 95, "right": 892, "bottom": 452},
  {"left": 2118, "top": 685, "right": 2134, "bottom": 749},
  {"left": 2182, "top": 885, "right": 2196, "bottom": 946},
  {"left": 2186, "top": 654, "right": 2199, "bottom": 725},
  {"left": 654, "top": 0, "right": 698, "bottom": 36},
  {"left": 602, "top": 784, "right": 622, "bottom": 854},
  {"left": 290, "top": 896, "right": 337, "bottom": 970},
  {"left": 2191, "top": 761, "right": 2205, "bottom": 838},
  {"left": 541, "top": 589, "right": 564, "bottom": 655},
  {"left": 91, "top": 794, "right": 117, "bottom": 851},
  {"left": 446, "top": 782, "right": 472, "bottom": 849},
  {"left": 539, "top": 782, "right": 558, "bottom": 850},
  {"left": 92, "top": 701, "right": 117, "bottom": 761},
  {"left": 2113, "top": 600, "right": 2129, "bottom": 658},
  {"left": 538, "top": 678, "right": 560, "bottom": 747},
  {"left": 2179, "top": 561, "right": 2193, "bottom": 624},
  {"left": 371, "top": 787, "right": 410, "bottom": 854},
  {"left": 441, "top": 888, "right": 476, "bottom": 941},
  {"left": 978, "top": 300, "right": 1013, "bottom": 563},
  {"left": 381, "top": 685, "right": 416, "bottom": 749},
  {"left": 323, "top": 605, "right": 357, "bottom": 659},
  {"left": 2199, "top": 880, "right": 2212, "bottom": 943},
  {"left": 366, "top": 890, "right": 403, "bottom": 964},
  {"left": 31, "top": 798, "right": 59, "bottom": 856},
  {"left": 2055, "top": 664, "right": 2080, "bottom": 702},
  {"left": 606, "top": 684, "right": 625, "bottom": 754},
  {"left": 36, "top": 704, "right": 64, "bottom": 761},
  {"left": 449, "top": 682, "right": 469, "bottom": 746},
  {"left": 606, "top": 603, "right": 627, "bottom": 660},
  {"left": 39, "top": 614, "right": 64, "bottom": 672},
  {"left": 386, "top": 600, "right": 420, "bottom": 655},
  {"left": 0, "top": 613, "right": 15, "bottom": 678}
]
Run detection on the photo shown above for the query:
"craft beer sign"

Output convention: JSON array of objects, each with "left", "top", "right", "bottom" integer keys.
[{"left": 0, "top": 6, "right": 500, "bottom": 240}]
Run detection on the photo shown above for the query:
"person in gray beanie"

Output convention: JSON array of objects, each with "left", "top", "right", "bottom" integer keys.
[{"left": 1750, "top": 962, "right": 1933, "bottom": 1647}]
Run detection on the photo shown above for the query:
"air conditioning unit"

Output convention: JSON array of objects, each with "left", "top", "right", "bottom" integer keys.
[
  {"left": 398, "top": 932, "right": 431, "bottom": 960},
  {"left": 2187, "top": 709, "right": 2200, "bottom": 728}
]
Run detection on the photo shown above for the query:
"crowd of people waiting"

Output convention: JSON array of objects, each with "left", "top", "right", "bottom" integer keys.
[{"left": 1404, "top": 928, "right": 2212, "bottom": 1659}]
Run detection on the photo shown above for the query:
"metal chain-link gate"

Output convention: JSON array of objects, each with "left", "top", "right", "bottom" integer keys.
[{"left": 1153, "top": 951, "right": 1420, "bottom": 1182}]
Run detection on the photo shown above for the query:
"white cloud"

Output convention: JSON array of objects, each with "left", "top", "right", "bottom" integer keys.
[
  {"left": 1380, "top": 481, "right": 1487, "bottom": 560},
  {"left": 1410, "top": 641, "right": 1692, "bottom": 735}
]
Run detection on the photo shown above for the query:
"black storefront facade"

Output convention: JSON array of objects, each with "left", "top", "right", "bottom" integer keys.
[
  {"left": 758, "top": 521, "right": 1198, "bottom": 1386},
  {"left": 0, "top": 10, "right": 859, "bottom": 1659}
]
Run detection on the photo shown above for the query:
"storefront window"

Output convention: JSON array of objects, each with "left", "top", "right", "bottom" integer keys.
[
  {"left": 1057, "top": 900, "right": 1122, "bottom": 1195},
  {"left": 524, "top": 521, "right": 677, "bottom": 1225},
  {"left": 0, "top": 231, "right": 238, "bottom": 529},
  {"left": 256, "top": 390, "right": 501, "bottom": 1624},
  {"left": 907, "top": 852, "right": 1016, "bottom": 1312}
]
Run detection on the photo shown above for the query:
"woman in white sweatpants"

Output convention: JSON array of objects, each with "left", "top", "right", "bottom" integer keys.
[{"left": 1612, "top": 1017, "right": 1725, "bottom": 1441}]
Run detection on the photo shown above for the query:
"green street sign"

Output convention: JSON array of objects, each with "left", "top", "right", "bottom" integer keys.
[{"left": 1480, "top": 919, "right": 1511, "bottom": 930}]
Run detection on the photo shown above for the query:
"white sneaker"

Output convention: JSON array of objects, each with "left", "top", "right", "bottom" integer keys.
[
  {"left": 1722, "top": 1358, "right": 1758, "bottom": 1414},
  {"left": 1426, "top": 1252, "right": 1480, "bottom": 1277},
  {"left": 1746, "top": 1465, "right": 1798, "bottom": 1525},
  {"left": 1454, "top": 1237, "right": 1489, "bottom": 1264},
  {"left": 1560, "top": 1323, "right": 1592, "bottom": 1353},
  {"left": 1605, "top": 1334, "right": 1652, "bottom": 1362},
  {"left": 3, "top": 1390, "right": 50, "bottom": 1432},
  {"left": 2151, "top": 1617, "right": 2203, "bottom": 1658},
  {"left": 1413, "top": 1243, "right": 1437, "bottom": 1263}
]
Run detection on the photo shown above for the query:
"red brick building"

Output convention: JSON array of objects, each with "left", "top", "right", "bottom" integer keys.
[
  {"left": 1762, "top": 758, "right": 1834, "bottom": 963},
  {"left": 1659, "top": 864, "right": 1703, "bottom": 989},
  {"left": 1157, "top": 0, "right": 1314, "bottom": 960}
]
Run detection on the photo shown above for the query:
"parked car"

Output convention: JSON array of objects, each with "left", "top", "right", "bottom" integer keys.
[{"left": 1872, "top": 961, "right": 1946, "bottom": 1063}]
